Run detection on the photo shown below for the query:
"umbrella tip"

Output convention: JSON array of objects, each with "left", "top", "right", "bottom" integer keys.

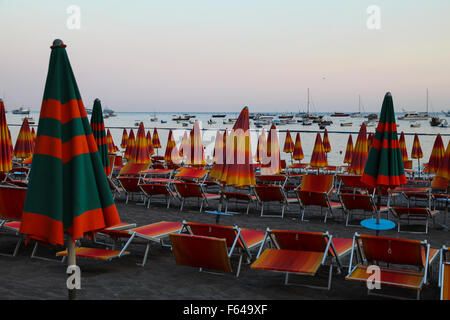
[
  {"left": 94, "top": 98, "right": 101, "bottom": 103},
  {"left": 52, "top": 39, "right": 64, "bottom": 46},
  {"left": 243, "top": 106, "right": 248, "bottom": 110},
  {"left": 386, "top": 92, "right": 392, "bottom": 96}
]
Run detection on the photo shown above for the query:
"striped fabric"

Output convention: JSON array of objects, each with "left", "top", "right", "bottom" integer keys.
[
  {"left": 179, "top": 131, "right": 189, "bottom": 158},
  {"left": 283, "top": 129, "right": 294, "bottom": 154},
  {"left": 120, "top": 128, "right": 128, "bottom": 149},
  {"left": 436, "top": 141, "right": 450, "bottom": 181},
  {"left": 349, "top": 123, "right": 368, "bottom": 175},
  {"left": 399, "top": 131, "right": 408, "bottom": 162},
  {"left": 261, "top": 124, "right": 281, "bottom": 175},
  {"left": 19, "top": 40, "right": 120, "bottom": 246},
  {"left": 251, "top": 249, "right": 324, "bottom": 274},
  {"left": 13, "top": 117, "right": 34, "bottom": 159},
  {"left": 56, "top": 247, "right": 129, "bottom": 260},
  {"left": 343, "top": 135, "right": 353, "bottom": 164},
  {"left": 411, "top": 133, "right": 423, "bottom": 159},
  {"left": 293, "top": 132, "right": 304, "bottom": 161},
  {"left": 124, "top": 129, "right": 136, "bottom": 160},
  {"left": 106, "top": 129, "right": 118, "bottom": 153},
  {"left": 428, "top": 134, "right": 445, "bottom": 174},
  {"left": 130, "top": 122, "right": 150, "bottom": 164},
  {"left": 152, "top": 128, "right": 161, "bottom": 149},
  {"left": 187, "top": 121, "right": 206, "bottom": 166},
  {"left": 323, "top": 129, "right": 331, "bottom": 153},
  {"left": 309, "top": 133, "right": 327, "bottom": 168},
  {"left": 0, "top": 100, "right": 12, "bottom": 173},
  {"left": 256, "top": 129, "right": 267, "bottom": 163},
  {"left": 90, "top": 98, "right": 110, "bottom": 176},
  {"left": 164, "top": 130, "right": 179, "bottom": 164},
  {"left": 146, "top": 130, "right": 154, "bottom": 156}
]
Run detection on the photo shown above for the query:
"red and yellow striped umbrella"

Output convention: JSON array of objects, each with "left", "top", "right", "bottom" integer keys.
[
  {"left": 212, "top": 130, "right": 223, "bottom": 164},
  {"left": 187, "top": 121, "right": 205, "bottom": 166},
  {"left": 152, "top": 128, "right": 161, "bottom": 155},
  {"left": 256, "top": 129, "right": 267, "bottom": 164},
  {"left": 436, "top": 141, "right": 450, "bottom": 181},
  {"left": 399, "top": 131, "right": 408, "bottom": 162},
  {"left": 427, "top": 134, "right": 445, "bottom": 174},
  {"left": 210, "top": 129, "right": 227, "bottom": 180},
  {"left": 106, "top": 129, "right": 118, "bottom": 153},
  {"left": 293, "top": 132, "right": 304, "bottom": 162},
  {"left": 349, "top": 123, "right": 368, "bottom": 175},
  {"left": 179, "top": 131, "right": 189, "bottom": 158},
  {"left": 130, "top": 122, "right": 151, "bottom": 164},
  {"left": 124, "top": 129, "right": 136, "bottom": 160},
  {"left": 310, "top": 132, "right": 328, "bottom": 168},
  {"left": 322, "top": 129, "right": 331, "bottom": 153},
  {"left": 120, "top": 128, "right": 128, "bottom": 149},
  {"left": 7, "top": 128, "right": 13, "bottom": 154},
  {"left": 31, "top": 127, "right": 36, "bottom": 144},
  {"left": 13, "top": 117, "right": 34, "bottom": 159},
  {"left": 20, "top": 39, "right": 120, "bottom": 247},
  {"left": 411, "top": 133, "right": 423, "bottom": 159},
  {"left": 367, "top": 132, "right": 374, "bottom": 152},
  {"left": 261, "top": 124, "right": 281, "bottom": 175},
  {"left": 164, "top": 129, "right": 179, "bottom": 164},
  {"left": 148, "top": 131, "right": 155, "bottom": 156},
  {"left": 0, "top": 99, "right": 12, "bottom": 173},
  {"left": 343, "top": 135, "right": 353, "bottom": 164},
  {"left": 283, "top": 129, "right": 294, "bottom": 154}
]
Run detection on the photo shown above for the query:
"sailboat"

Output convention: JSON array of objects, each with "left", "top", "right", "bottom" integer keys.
[
  {"left": 399, "top": 89, "right": 431, "bottom": 120},
  {"left": 150, "top": 112, "right": 158, "bottom": 122},
  {"left": 301, "top": 88, "right": 321, "bottom": 124},
  {"left": 350, "top": 95, "right": 365, "bottom": 118}
]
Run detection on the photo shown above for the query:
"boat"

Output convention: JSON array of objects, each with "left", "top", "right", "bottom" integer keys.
[
  {"left": 301, "top": 119, "right": 313, "bottom": 126},
  {"left": 363, "top": 120, "right": 376, "bottom": 127},
  {"left": 330, "top": 112, "right": 349, "bottom": 117},
  {"left": 212, "top": 114, "right": 226, "bottom": 118},
  {"left": 208, "top": 119, "right": 216, "bottom": 125},
  {"left": 439, "top": 119, "right": 448, "bottom": 128},
  {"left": 399, "top": 89, "right": 432, "bottom": 120},
  {"left": 430, "top": 117, "right": 442, "bottom": 127},
  {"left": 351, "top": 95, "right": 365, "bottom": 118},
  {"left": 86, "top": 108, "right": 92, "bottom": 114},
  {"left": 161, "top": 120, "right": 167, "bottom": 124},
  {"left": 223, "top": 120, "right": 234, "bottom": 125},
  {"left": 23, "top": 116, "right": 35, "bottom": 124},
  {"left": 150, "top": 113, "right": 158, "bottom": 122},
  {"left": 410, "top": 122, "right": 421, "bottom": 128},
  {"left": 278, "top": 113, "right": 294, "bottom": 119},
  {"left": 442, "top": 110, "right": 450, "bottom": 117},
  {"left": 340, "top": 122, "right": 352, "bottom": 127},
  {"left": 12, "top": 107, "right": 30, "bottom": 114},
  {"left": 366, "top": 113, "right": 378, "bottom": 121},
  {"left": 103, "top": 108, "right": 116, "bottom": 117},
  {"left": 182, "top": 122, "right": 189, "bottom": 127},
  {"left": 134, "top": 120, "right": 140, "bottom": 126},
  {"left": 301, "top": 88, "right": 322, "bottom": 120}
]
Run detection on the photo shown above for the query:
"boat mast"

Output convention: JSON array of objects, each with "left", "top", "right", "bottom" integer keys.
[
  {"left": 426, "top": 88, "right": 429, "bottom": 115},
  {"left": 358, "top": 94, "right": 361, "bottom": 113},
  {"left": 307, "top": 88, "right": 310, "bottom": 116}
]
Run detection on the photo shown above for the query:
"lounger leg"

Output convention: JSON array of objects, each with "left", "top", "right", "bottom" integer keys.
[
  {"left": 281, "top": 204, "right": 285, "bottom": 219},
  {"left": 236, "top": 254, "right": 243, "bottom": 278},
  {"left": 167, "top": 197, "right": 171, "bottom": 209},
  {"left": 13, "top": 237, "right": 22, "bottom": 256},
  {"left": 180, "top": 199, "right": 185, "bottom": 211},
  {"left": 138, "top": 241, "right": 151, "bottom": 267},
  {"left": 327, "top": 265, "right": 333, "bottom": 290},
  {"left": 200, "top": 199, "right": 204, "bottom": 212},
  {"left": 146, "top": 197, "right": 151, "bottom": 209},
  {"left": 126, "top": 193, "right": 129, "bottom": 204},
  {"left": 246, "top": 202, "right": 250, "bottom": 215},
  {"left": 260, "top": 203, "right": 264, "bottom": 217},
  {"left": 285, "top": 272, "right": 289, "bottom": 285}
]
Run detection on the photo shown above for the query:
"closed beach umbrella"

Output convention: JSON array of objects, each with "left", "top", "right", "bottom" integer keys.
[
  {"left": 343, "top": 135, "right": 353, "bottom": 164},
  {"left": 322, "top": 129, "right": 331, "bottom": 153},
  {"left": 0, "top": 99, "right": 12, "bottom": 173},
  {"left": 399, "top": 131, "right": 408, "bottom": 162},
  {"left": 261, "top": 124, "right": 281, "bottom": 175},
  {"left": 152, "top": 128, "right": 161, "bottom": 155},
  {"left": 106, "top": 129, "right": 118, "bottom": 153},
  {"left": 256, "top": 129, "right": 267, "bottom": 164},
  {"left": 124, "top": 129, "right": 136, "bottom": 160},
  {"left": 120, "top": 128, "right": 128, "bottom": 149},
  {"left": 31, "top": 127, "right": 36, "bottom": 144},
  {"left": 210, "top": 129, "right": 227, "bottom": 180},
  {"left": 90, "top": 98, "right": 110, "bottom": 176},
  {"left": 367, "top": 132, "right": 375, "bottom": 152},
  {"left": 212, "top": 130, "right": 223, "bottom": 164},
  {"left": 164, "top": 129, "right": 179, "bottom": 164},
  {"left": 7, "top": 128, "right": 13, "bottom": 154},
  {"left": 361, "top": 92, "right": 406, "bottom": 226},
  {"left": 428, "top": 134, "right": 445, "bottom": 174},
  {"left": 188, "top": 121, "right": 205, "bottom": 166},
  {"left": 146, "top": 131, "right": 154, "bottom": 157},
  {"left": 283, "top": 129, "right": 294, "bottom": 154},
  {"left": 310, "top": 133, "right": 328, "bottom": 169},
  {"left": 293, "top": 132, "right": 304, "bottom": 162},
  {"left": 411, "top": 133, "right": 423, "bottom": 175},
  {"left": 130, "top": 122, "right": 150, "bottom": 164},
  {"left": 179, "top": 131, "right": 189, "bottom": 158},
  {"left": 13, "top": 117, "right": 34, "bottom": 160},
  {"left": 349, "top": 124, "right": 368, "bottom": 175},
  {"left": 437, "top": 141, "right": 450, "bottom": 181},
  {"left": 19, "top": 40, "right": 120, "bottom": 298}
]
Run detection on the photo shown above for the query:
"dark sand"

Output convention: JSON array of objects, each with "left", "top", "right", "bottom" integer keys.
[{"left": 0, "top": 187, "right": 448, "bottom": 300}]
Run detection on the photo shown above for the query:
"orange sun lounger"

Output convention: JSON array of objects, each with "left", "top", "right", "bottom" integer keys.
[
  {"left": 176, "top": 221, "right": 266, "bottom": 277},
  {"left": 339, "top": 193, "right": 389, "bottom": 227},
  {"left": 390, "top": 207, "right": 439, "bottom": 234},
  {"left": 253, "top": 184, "right": 298, "bottom": 218},
  {"left": 138, "top": 169, "right": 177, "bottom": 208},
  {"left": 345, "top": 233, "right": 431, "bottom": 299},
  {"left": 117, "top": 163, "right": 151, "bottom": 204},
  {"left": 250, "top": 229, "right": 353, "bottom": 290}
]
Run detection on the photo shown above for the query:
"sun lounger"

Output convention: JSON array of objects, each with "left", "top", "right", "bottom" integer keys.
[
  {"left": 439, "top": 246, "right": 449, "bottom": 300},
  {"left": 177, "top": 221, "right": 265, "bottom": 277},
  {"left": 117, "top": 163, "right": 150, "bottom": 204},
  {"left": 390, "top": 207, "right": 439, "bottom": 234},
  {"left": 138, "top": 169, "right": 177, "bottom": 208},
  {"left": 339, "top": 193, "right": 389, "bottom": 226},
  {"left": 250, "top": 229, "right": 353, "bottom": 290},
  {"left": 222, "top": 190, "right": 256, "bottom": 215},
  {"left": 253, "top": 184, "right": 298, "bottom": 218},
  {"left": 345, "top": 233, "right": 431, "bottom": 299}
]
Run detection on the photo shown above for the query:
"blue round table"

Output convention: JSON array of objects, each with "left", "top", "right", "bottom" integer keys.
[{"left": 361, "top": 218, "right": 396, "bottom": 231}]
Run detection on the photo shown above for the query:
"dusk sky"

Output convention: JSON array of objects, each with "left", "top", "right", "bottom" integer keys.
[{"left": 1, "top": 0, "right": 449, "bottom": 113}]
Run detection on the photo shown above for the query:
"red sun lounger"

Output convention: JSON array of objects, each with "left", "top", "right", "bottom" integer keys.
[
  {"left": 251, "top": 229, "right": 353, "bottom": 290},
  {"left": 390, "top": 207, "right": 439, "bottom": 234},
  {"left": 117, "top": 163, "right": 150, "bottom": 204},
  {"left": 440, "top": 246, "right": 449, "bottom": 300},
  {"left": 138, "top": 169, "right": 177, "bottom": 208},
  {"left": 339, "top": 193, "right": 389, "bottom": 226},
  {"left": 179, "top": 221, "right": 265, "bottom": 277},
  {"left": 345, "top": 233, "right": 431, "bottom": 299},
  {"left": 253, "top": 184, "right": 298, "bottom": 218}
]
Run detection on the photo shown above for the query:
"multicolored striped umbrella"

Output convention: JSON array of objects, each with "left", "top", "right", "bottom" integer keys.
[
  {"left": 411, "top": 133, "right": 423, "bottom": 159},
  {"left": 283, "top": 129, "right": 294, "bottom": 154},
  {"left": 89, "top": 98, "right": 110, "bottom": 176},
  {"left": 292, "top": 132, "right": 304, "bottom": 162},
  {"left": 349, "top": 124, "right": 368, "bottom": 175},
  {"left": 436, "top": 141, "right": 450, "bottom": 181},
  {"left": 261, "top": 124, "right": 281, "bottom": 175},
  {"left": 0, "top": 99, "right": 12, "bottom": 173},
  {"left": 7, "top": 128, "right": 13, "bottom": 154},
  {"left": 256, "top": 129, "right": 267, "bottom": 164},
  {"left": 130, "top": 122, "right": 151, "bottom": 164},
  {"left": 120, "top": 128, "right": 128, "bottom": 149},
  {"left": 20, "top": 39, "right": 120, "bottom": 248},
  {"left": 212, "top": 130, "right": 223, "bottom": 164},
  {"left": 343, "top": 135, "right": 353, "bottom": 164},
  {"left": 152, "top": 128, "right": 161, "bottom": 155},
  {"left": 146, "top": 130, "right": 154, "bottom": 157},
  {"left": 427, "top": 134, "right": 445, "bottom": 174},
  {"left": 367, "top": 132, "right": 375, "bottom": 152},
  {"left": 106, "top": 129, "right": 118, "bottom": 153},
  {"left": 31, "top": 127, "right": 37, "bottom": 144},
  {"left": 187, "top": 121, "right": 205, "bottom": 166},
  {"left": 13, "top": 117, "right": 34, "bottom": 159},
  {"left": 179, "top": 131, "right": 189, "bottom": 158},
  {"left": 322, "top": 129, "right": 331, "bottom": 153},
  {"left": 164, "top": 129, "right": 180, "bottom": 164},
  {"left": 210, "top": 129, "right": 227, "bottom": 180},
  {"left": 309, "top": 133, "right": 328, "bottom": 169},
  {"left": 361, "top": 92, "right": 406, "bottom": 189},
  {"left": 398, "top": 131, "right": 408, "bottom": 162},
  {"left": 124, "top": 129, "right": 136, "bottom": 160}
]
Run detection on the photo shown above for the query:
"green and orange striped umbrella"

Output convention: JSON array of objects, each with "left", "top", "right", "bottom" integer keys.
[
  {"left": 293, "top": 132, "right": 304, "bottom": 162},
  {"left": 146, "top": 130, "right": 154, "bottom": 157},
  {"left": 20, "top": 39, "right": 120, "bottom": 248},
  {"left": 164, "top": 129, "right": 179, "bottom": 164},
  {"left": 90, "top": 98, "right": 110, "bottom": 176},
  {"left": 310, "top": 132, "right": 328, "bottom": 169},
  {"left": 0, "top": 99, "right": 12, "bottom": 173},
  {"left": 322, "top": 129, "right": 331, "bottom": 153},
  {"left": 343, "top": 135, "right": 353, "bottom": 164},
  {"left": 124, "top": 129, "right": 136, "bottom": 160},
  {"left": 283, "top": 129, "right": 294, "bottom": 154},
  {"left": 106, "top": 129, "right": 118, "bottom": 153},
  {"left": 152, "top": 128, "right": 161, "bottom": 155},
  {"left": 130, "top": 122, "right": 151, "bottom": 164},
  {"left": 427, "top": 134, "right": 445, "bottom": 174},
  {"left": 399, "top": 131, "right": 408, "bottom": 162},
  {"left": 187, "top": 121, "right": 205, "bottom": 166},
  {"left": 13, "top": 117, "right": 34, "bottom": 160},
  {"left": 349, "top": 124, "right": 368, "bottom": 175},
  {"left": 261, "top": 124, "right": 281, "bottom": 175},
  {"left": 361, "top": 92, "right": 406, "bottom": 189},
  {"left": 256, "top": 129, "right": 267, "bottom": 164},
  {"left": 120, "top": 128, "right": 128, "bottom": 149},
  {"left": 367, "top": 132, "right": 374, "bottom": 152}
]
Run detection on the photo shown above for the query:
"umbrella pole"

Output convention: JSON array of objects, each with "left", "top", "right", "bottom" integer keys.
[
  {"left": 66, "top": 235, "right": 77, "bottom": 300},
  {"left": 376, "top": 186, "right": 381, "bottom": 236},
  {"left": 216, "top": 183, "right": 226, "bottom": 224}
]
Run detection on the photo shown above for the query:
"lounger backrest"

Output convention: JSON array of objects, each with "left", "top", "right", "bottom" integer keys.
[
  {"left": 119, "top": 163, "right": 150, "bottom": 176},
  {"left": 186, "top": 222, "right": 238, "bottom": 248},
  {"left": 170, "top": 233, "right": 232, "bottom": 272},
  {"left": 118, "top": 177, "right": 141, "bottom": 192},
  {"left": 140, "top": 183, "right": 170, "bottom": 195},
  {"left": 297, "top": 190, "right": 329, "bottom": 207},
  {"left": 0, "top": 185, "right": 27, "bottom": 220},
  {"left": 175, "top": 167, "right": 208, "bottom": 181},
  {"left": 391, "top": 207, "right": 430, "bottom": 217},
  {"left": 271, "top": 230, "right": 328, "bottom": 252},
  {"left": 300, "top": 174, "right": 334, "bottom": 193},
  {"left": 254, "top": 185, "right": 284, "bottom": 202},
  {"left": 338, "top": 174, "right": 369, "bottom": 190},
  {"left": 174, "top": 181, "right": 203, "bottom": 198},
  {"left": 431, "top": 176, "right": 448, "bottom": 191},
  {"left": 114, "top": 156, "right": 123, "bottom": 167},
  {"left": 403, "top": 160, "right": 413, "bottom": 170},
  {"left": 340, "top": 193, "right": 374, "bottom": 212},
  {"left": 256, "top": 174, "right": 287, "bottom": 185},
  {"left": 358, "top": 234, "right": 425, "bottom": 267}
]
